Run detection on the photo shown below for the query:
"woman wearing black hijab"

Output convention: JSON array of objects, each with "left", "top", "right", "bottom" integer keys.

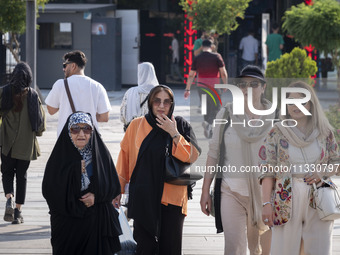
[
  {"left": 42, "top": 112, "right": 122, "bottom": 255},
  {"left": 0, "top": 62, "right": 45, "bottom": 224},
  {"left": 116, "top": 85, "right": 201, "bottom": 255}
]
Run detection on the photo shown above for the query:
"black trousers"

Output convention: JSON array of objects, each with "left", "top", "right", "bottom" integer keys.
[
  {"left": 133, "top": 204, "right": 185, "bottom": 255},
  {"left": 197, "top": 88, "right": 221, "bottom": 125},
  {"left": 1, "top": 153, "right": 30, "bottom": 204}
]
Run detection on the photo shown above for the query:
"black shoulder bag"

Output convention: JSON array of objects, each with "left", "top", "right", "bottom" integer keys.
[{"left": 164, "top": 135, "right": 203, "bottom": 186}]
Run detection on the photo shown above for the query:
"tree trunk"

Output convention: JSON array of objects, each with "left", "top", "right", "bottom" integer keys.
[{"left": 4, "top": 33, "right": 20, "bottom": 63}]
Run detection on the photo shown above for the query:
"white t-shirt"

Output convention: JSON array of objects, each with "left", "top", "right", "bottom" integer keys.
[
  {"left": 239, "top": 35, "right": 259, "bottom": 61},
  {"left": 45, "top": 75, "right": 111, "bottom": 136}
]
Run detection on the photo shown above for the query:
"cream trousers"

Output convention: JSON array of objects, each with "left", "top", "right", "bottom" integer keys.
[
  {"left": 271, "top": 178, "right": 334, "bottom": 255},
  {"left": 220, "top": 181, "right": 271, "bottom": 255}
]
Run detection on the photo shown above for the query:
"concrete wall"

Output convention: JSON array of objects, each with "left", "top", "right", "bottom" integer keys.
[
  {"left": 37, "top": 12, "right": 92, "bottom": 89},
  {"left": 91, "top": 17, "right": 121, "bottom": 91}
]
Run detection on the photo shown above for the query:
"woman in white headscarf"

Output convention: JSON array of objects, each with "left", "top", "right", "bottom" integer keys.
[{"left": 120, "top": 62, "right": 159, "bottom": 131}]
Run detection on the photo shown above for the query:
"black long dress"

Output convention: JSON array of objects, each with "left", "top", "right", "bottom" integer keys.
[{"left": 42, "top": 115, "right": 122, "bottom": 255}]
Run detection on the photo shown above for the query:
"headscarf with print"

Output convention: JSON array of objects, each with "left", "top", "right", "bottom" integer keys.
[
  {"left": 68, "top": 112, "right": 94, "bottom": 168},
  {"left": 68, "top": 112, "right": 94, "bottom": 191}
]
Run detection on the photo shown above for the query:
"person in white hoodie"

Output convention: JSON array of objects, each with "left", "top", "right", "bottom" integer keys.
[{"left": 120, "top": 62, "right": 159, "bottom": 131}]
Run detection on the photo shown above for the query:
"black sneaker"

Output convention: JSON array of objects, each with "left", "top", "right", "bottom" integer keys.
[
  {"left": 3, "top": 197, "right": 14, "bottom": 222},
  {"left": 12, "top": 208, "right": 24, "bottom": 224}
]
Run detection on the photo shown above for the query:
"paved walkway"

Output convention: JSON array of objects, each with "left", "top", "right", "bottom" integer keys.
[{"left": 0, "top": 86, "right": 340, "bottom": 254}]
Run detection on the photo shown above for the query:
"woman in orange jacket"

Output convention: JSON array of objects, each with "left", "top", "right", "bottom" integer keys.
[{"left": 116, "top": 85, "right": 200, "bottom": 255}]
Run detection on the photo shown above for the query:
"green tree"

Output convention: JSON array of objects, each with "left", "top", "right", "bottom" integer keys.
[
  {"left": 282, "top": 0, "right": 340, "bottom": 101},
  {"left": 179, "top": 0, "right": 252, "bottom": 35},
  {"left": 0, "top": 0, "right": 48, "bottom": 63}
]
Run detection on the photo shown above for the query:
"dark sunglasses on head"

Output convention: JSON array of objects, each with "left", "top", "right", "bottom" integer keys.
[
  {"left": 63, "top": 62, "right": 73, "bottom": 69},
  {"left": 70, "top": 124, "right": 93, "bottom": 135},
  {"left": 237, "top": 81, "right": 262, "bottom": 89},
  {"left": 153, "top": 98, "right": 173, "bottom": 107}
]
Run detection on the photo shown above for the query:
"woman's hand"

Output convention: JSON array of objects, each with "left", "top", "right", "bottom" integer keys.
[
  {"left": 79, "top": 192, "right": 95, "bottom": 207},
  {"left": 262, "top": 203, "right": 275, "bottom": 228},
  {"left": 184, "top": 90, "right": 190, "bottom": 99},
  {"left": 156, "top": 114, "right": 179, "bottom": 138},
  {"left": 200, "top": 191, "right": 212, "bottom": 216},
  {"left": 112, "top": 194, "right": 121, "bottom": 209},
  {"left": 304, "top": 172, "right": 321, "bottom": 185}
]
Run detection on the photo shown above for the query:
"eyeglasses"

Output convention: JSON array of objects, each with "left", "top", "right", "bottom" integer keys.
[
  {"left": 70, "top": 124, "right": 93, "bottom": 135},
  {"left": 63, "top": 62, "right": 73, "bottom": 69},
  {"left": 237, "top": 81, "right": 262, "bottom": 89},
  {"left": 153, "top": 98, "right": 173, "bottom": 107}
]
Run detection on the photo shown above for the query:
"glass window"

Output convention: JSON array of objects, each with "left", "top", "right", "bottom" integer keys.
[{"left": 38, "top": 22, "right": 72, "bottom": 49}]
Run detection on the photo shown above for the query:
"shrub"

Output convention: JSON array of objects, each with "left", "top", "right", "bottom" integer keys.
[{"left": 264, "top": 47, "right": 317, "bottom": 104}]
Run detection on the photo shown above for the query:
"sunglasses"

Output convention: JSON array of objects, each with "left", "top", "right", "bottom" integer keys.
[
  {"left": 70, "top": 124, "right": 93, "bottom": 135},
  {"left": 153, "top": 98, "right": 173, "bottom": 107},
  {"left": 237, "top": 81, "right": 262, "bottom": 89},
  {"left": 63, "top": 62, "right": 73, "bottom": 69},
  {"left": 287, "top": 101, "right": 309, "bottom": 106}
]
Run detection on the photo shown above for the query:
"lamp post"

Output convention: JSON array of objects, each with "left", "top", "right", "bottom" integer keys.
[{"left": 26, "top": 0, "right": 37, "bottom": 90}]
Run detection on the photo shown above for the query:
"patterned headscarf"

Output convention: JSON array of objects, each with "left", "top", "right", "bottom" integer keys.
[{"left": 68, "top": 112, "right": 93, "bottom": 166}]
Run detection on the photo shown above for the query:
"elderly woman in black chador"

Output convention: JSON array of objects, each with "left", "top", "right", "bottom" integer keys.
[
  {"left": 42, "top": 112, "right": 122, "bottom": 255},
  {"left": 0, "top": 62, "right": 45, "bottom": 224}
]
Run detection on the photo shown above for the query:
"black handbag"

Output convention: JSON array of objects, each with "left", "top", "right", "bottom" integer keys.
[{"left": 164, "top": 136, "right": 202, "bottom": 185}]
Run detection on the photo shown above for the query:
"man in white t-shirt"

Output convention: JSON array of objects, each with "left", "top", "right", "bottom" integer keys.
[
  {"left": 45, "top": 50, "right": 111, "bottom": 136},
  {"left": 239, "top": 30, "right": 259, "bottom": 70}
]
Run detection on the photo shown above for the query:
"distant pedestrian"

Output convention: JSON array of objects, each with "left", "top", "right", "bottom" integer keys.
[
  {"left": 45, "top": 50, "right": 111, "bottom": 137},
  {"left": 185, "top": 39, "right": 228, "bottom": 138},
  {"left": 210, "top": 31, "right": 219, "bottom": 53},
  {"left": 169, "top": 34, "right": 183, "bottom": 82},
  {"left": 42, "top": 112, "right": 122, "bottom": 255},
  {"left": 265, "top": 23, "right": 284, "bottom": 62},
  {"left": 239, "top": 30, "right": 259, "bottom": 69},
  {"left": 283, "top": 34, "right": 300, "bottom": 54},
  {"left": 0, "top": 62, "right": 46, "bottom": 224},
  {"left": 320, "top": 56, "right": 334, "bottom": 87},
  {"left": 193, "top": 30, "right": 209, "bottom": 56},
  {"left": 120, "top": 62, "right": 158, "bottom": 131}
]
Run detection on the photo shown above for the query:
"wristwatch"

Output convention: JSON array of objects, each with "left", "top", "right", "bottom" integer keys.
[
  {"left": 262, "top": 201, "right": 272, "bottom": 207},
  {"left": 172, "top": 133, "right": 180, "bottom": 139}
]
